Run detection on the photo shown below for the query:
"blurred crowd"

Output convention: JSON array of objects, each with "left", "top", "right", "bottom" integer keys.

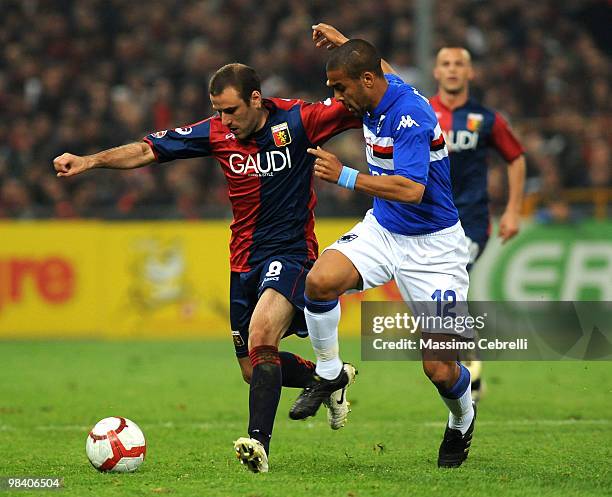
[{"left": 0, "top": 0, "right": 610, "bottom": 219}]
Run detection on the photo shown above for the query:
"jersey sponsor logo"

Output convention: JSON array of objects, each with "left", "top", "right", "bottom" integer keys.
[
  {"left": 228, "top": 148, "right": 292, "bottom": 176},
  {"left": 174, "top": 127, "right": 193, "bottom": 135},
  {"left": 396, "top": 114, "right": 420, "bottom": 130},
  {"left": 443, "top": 130, "right": 480, "bottom": 151},
  {"left": 271, "top": 122, "right": 292, "bottom": 147},
  {"left": 232, "top": 330, "right": 245, "bottom": 347},
  {"left": 466, "top": 113, "right": 484, "bottom": 132},
  {"left": 337, "top": 233, "right": 358, "bottom": 244},
  {"left": 151, "top": 130, "right": 167, "bottom": 138}
]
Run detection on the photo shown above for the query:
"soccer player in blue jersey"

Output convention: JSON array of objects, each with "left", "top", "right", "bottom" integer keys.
[
  {"left": 53, "top": 63, "right": 361, "bottom": 472},
  {"left": 431, "top": 47, "right": 526, "bottom": 401},
  {"left": 289, "top": 24, "right": 476, "bottom": 468}
]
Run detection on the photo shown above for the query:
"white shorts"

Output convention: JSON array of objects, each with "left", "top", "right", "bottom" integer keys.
[{"left": 325, "top": 209, "right": 470, "bottom": 304}]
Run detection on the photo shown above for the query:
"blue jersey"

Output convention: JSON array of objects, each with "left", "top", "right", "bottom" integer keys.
[
  {"left": 363, "top": 75, "right": 458, "bottom": 235},
  {"left": 430, "top": 95, "right": 524, "bottom": 241},
  {"left": 144, "top": 98, "right": 360, "bottom": 272}
]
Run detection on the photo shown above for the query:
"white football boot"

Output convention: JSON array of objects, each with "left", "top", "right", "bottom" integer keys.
[
  {"left": 323, "top": 363, "right": 357, "bottom": 430},
  {"left": 233, "top": 437, "right": 269, "bottom": 473}
]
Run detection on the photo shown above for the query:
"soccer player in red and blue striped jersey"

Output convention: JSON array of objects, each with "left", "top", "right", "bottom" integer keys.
[
  {"left": 53, "top": 63, "right": 361, "bottom": 473},
  {"left": 430, "top": 48, "right": 526, "bottom": 267},
  {"left": 430, "top": 47, "right": 526, "bottom": 402}
]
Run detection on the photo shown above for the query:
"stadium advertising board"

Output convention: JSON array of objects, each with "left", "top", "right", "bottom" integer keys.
[
  {"left": 0, "top": 220, "right": 379, "bottom": 338},
  {"left": 0, "top": 220, "right": 608, "bottom": 338},
  {"left": 470, "top": 220, "right": 612, "bottom": 301}
]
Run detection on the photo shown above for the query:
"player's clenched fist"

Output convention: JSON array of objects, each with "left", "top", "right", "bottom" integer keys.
[
  {"left": 53, "top": 153, "right": 91, "bottom": 177},
  {"left": 307, "top": 146, "right": 343, "bottom": 183}
]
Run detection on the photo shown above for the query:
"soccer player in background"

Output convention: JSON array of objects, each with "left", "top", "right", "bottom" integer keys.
[
  {"left": 289, "top": 24, "right": 476, "bottom": 468},
  {"left": 53, "top": 63, "right": 361, "bottom": 473},
  {"left": 430, "top": 47, "right": 526, "bottom": 402}
]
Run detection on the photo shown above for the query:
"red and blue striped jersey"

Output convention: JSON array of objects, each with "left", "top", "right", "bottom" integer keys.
[
  {"left": 144, "top": 98, "right": 360, "bottom": 272},
  {"left": 429, "top": 95, "right": 523, "bottom": 240}
]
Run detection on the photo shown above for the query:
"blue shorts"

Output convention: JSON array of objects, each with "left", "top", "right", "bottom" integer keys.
[{"left": 230, "top": 255, "right": 313, "bottom": 358}]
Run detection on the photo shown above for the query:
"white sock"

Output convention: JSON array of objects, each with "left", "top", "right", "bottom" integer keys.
[
  {"left": 442, "top": 387, "right": 474, "bottom": 434},
  {"left": 304, "top": 301, "right": 343, "bottom": 380},
  {"left": 437, "top": 362, "right": 474, "bottom": 434}
]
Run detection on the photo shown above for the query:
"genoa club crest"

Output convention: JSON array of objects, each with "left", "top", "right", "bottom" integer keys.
[
  {"left": 271, "top": 122, "right": 291, "bottom": 147},
  {"left": 466, "top": 113, "right": 483, "bottom": 132}
]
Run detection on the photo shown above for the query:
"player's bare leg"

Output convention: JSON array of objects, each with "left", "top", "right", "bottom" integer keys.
[
  {"left": 422, "top": 338, "right": 476, "bottom": 468},
  {"left": 463, "top": 353, "right": 484, "bottom": 403},
  {"left": 234, "top": 288, "right": 293, "bottom": 473},
  {"left": 466, "top": 256, "right": 484, "bottom": 403},
  {"left": 289, "top": 250, "right": 358, "bottom": 422}
]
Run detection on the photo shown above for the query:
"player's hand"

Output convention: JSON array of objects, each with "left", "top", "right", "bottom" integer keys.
[
  {"left": 312, "top": 23, "right": 349, "bottom": 50},
  {"left": 307, "top": 146, "right": 343, "bottom": 183},
  {"left": 53, "top": 153, "right": 92, "bottom": 178},
  {"left": 498, "top": 210, "right": 520, "bottom": 243}
]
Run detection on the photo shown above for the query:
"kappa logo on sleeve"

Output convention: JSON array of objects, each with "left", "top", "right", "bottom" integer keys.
[
  {"left": 396, "top": 115, "right": 420, "bottom": 130},
  {"left": 151, "top": 130, "right": 167, "bottom": 138}
]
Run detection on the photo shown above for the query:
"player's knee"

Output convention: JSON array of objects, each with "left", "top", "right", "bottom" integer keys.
[
  {"left": 248, "top": 325, "right": 277, "bottom": 349},
  {"left": 305, "top": 270, "right": 341, "bottom": 301},
  {"left": 422, "top": 361, "right": 456, "bottom": 389}
]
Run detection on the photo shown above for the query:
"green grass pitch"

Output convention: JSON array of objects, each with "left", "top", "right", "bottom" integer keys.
[{"left": 0, "top": 339, "right": 610, "bottom": 497}]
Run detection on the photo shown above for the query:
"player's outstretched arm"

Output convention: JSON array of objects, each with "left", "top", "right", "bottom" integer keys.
[
  {"left": 53, "top": 142, "right": 156, "bottom": 178},
  {"left": 353, "top": 172, "right": 424, "bottom": 204},
  {"left": 308, "top": 146, "right": 424, "bottom": 203},
  {"left": 499, "top": 154, "right": 526, "bottom": 242},
  {"left": 312, "top": 23, "right": 349, "bottom": 50},
  {"left": 311, "top": 23, "right": 398, "bottom": 75}
]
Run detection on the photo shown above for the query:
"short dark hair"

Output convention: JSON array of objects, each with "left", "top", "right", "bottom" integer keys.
[
  {"left": 209, "top": 63, "right": 261, "bottom": 103},
  {"left": 326, "top": 39, "right": 384, "bottom": 79}
]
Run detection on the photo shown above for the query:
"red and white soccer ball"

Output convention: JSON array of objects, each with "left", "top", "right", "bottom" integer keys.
[{"left": 86, "top": 417, "right": 146, "bottom": 472}]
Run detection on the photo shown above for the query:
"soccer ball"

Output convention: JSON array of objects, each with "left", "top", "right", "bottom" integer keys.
[{"left": 86, "top": 417, "right": 146, "bottom": 472}]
